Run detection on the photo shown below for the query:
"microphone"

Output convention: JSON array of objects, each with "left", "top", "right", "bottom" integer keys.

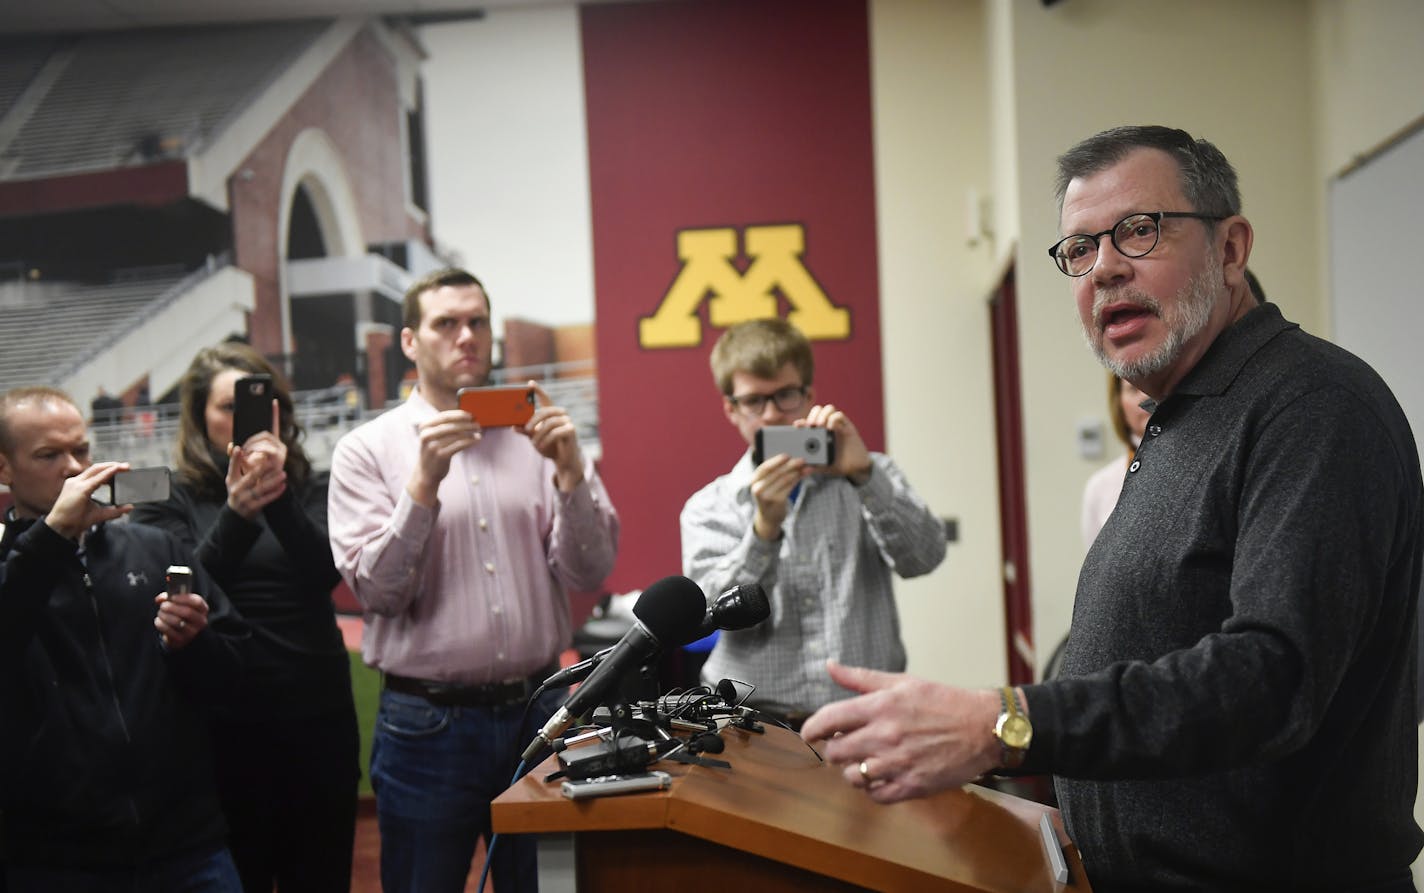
[
  {"left": 522, "top": 575, "right": 706, "bottom": 761},
  {"left": 539, "top": 583, "right": 770, "bottom": 690},
  {"left": 697, "top": 582, "right": 769, "bottom": 638},
  {"left": 557, "top": 735, "right": 670, "bottom": 779}
]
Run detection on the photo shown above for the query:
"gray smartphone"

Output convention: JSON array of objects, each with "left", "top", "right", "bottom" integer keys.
[
  {"left": 99, "top": 466, "right": 171, "bottom": 505},
  {"left": 560, "top": 771, "right": 671, "bottom": 800},
  {"left": 232, "top": 374, "right": 274, "bottom": 447},
  {"left": 752, "top": 425, "right": 836, "bottom": 467},
  {"left": 165, "top": 565, "right": 192, "bottom": 596}
]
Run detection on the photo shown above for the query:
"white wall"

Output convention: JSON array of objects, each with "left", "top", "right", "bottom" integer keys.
[
  {"left": 1309, "top": 0, "right": 1424, "bottom": 340},
  {"left": 421, "top": 6, "right": 595, "bottom": 330},
  {"left": 1310, "top": 0, "right": 1424, "bottom": 192},
  {"left": 869, "top": 0, "right": 1004, "bottom": 686}
]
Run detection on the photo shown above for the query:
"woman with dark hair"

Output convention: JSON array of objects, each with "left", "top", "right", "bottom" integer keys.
[{"left": 132, "top": 342, "right": 358, "bottom": 893}]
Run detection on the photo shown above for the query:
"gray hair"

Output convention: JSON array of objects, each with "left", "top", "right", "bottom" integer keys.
[{"left": 1054, "top": 125, "right": 1241, "bottom": 221}]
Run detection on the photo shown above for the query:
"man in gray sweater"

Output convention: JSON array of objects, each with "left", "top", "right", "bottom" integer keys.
[{"left": 803, "top": 125, "right": 1422, "bottom": 891}]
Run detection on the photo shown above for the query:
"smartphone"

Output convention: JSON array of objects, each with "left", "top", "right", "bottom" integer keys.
[
  {"left": 457, "top": 385, "right": 536, "bottom": 428},
  {"left": 165, "top": 565, "right": 192, "bottom": 596},
  {"left": 232, "top": 374, "right": 274, "bottom": 447},
  {"left": 99, "top": 466, "right": 171, "bottom": 505},
  {"left": 752, "top": 426, "right": 836, "bottom": 467},
  {"left": 561, "top": 771, "right": 672, "bottom": 801}
]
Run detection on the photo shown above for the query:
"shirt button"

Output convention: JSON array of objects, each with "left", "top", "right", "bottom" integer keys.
[
  {"left": 470, "top": 475, "right": 480, "bottom": 485},
  {"left": 803, "top": 598, "right": 815, "bottom": 610},
  {"left": 491, "top": 604, "right": 502, "bottom": 615},
  {"left": 478, "top": 518, "right": 488, "bottom": 530},
  {"left": 484, "top": 561, "right": 496, "bottom": 573},
  {"left": 1128, "top": 460, "right": 1141, "bottom": 473},
  {"left": 1148, "top": 425, "right": 1162, "bottom": 437}
]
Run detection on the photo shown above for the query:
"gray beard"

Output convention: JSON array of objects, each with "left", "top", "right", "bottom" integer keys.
[{"left": 1084, "top": 254, "right": 1220, "bottom": 381}]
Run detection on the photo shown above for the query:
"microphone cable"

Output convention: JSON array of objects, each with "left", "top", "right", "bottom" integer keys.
[
  {"left": 515, "top": 681, "right": 553, "bottom": 761},
  {"left": 706, "top": 679, "right": 826, "bottom": 763},
  {"left": 475, "top": 757, "right": 527, "bottom": 893},
  {"left": 477, "top": 671, "right": 573, "bottom": 893}
]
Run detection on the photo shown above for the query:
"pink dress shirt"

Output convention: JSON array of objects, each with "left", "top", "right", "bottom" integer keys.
[{"left": 328, "top": 389, "right": 619, "bottom": 684}]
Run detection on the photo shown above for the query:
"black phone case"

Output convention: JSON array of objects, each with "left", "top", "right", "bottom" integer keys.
[{"left": 232, "top": 375, "right": 273, "bottom": 446}]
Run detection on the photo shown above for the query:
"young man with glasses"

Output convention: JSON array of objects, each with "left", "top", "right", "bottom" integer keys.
[
  {"left": 679, "top": 318, "right": 946, "bottom": 728},
  {"left": 801, "top": 126, "right": 1422, "bottom": 891}
]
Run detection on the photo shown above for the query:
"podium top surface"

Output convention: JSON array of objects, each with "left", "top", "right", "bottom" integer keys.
[{"left": 494, "top": 724, "right": 1090, "bottom": 892}]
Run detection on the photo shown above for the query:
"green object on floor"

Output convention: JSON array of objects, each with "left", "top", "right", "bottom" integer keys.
[{"left": 349, "top": 649, "right": 380, "bottom": 797}]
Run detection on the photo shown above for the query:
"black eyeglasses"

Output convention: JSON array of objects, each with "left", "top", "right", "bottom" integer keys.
[
  {"left": 726, "top": 385, "right": 808, "bottom": 416},
  {"left": 1047, "top": 211, "right": 1225, "bottom": 277}
]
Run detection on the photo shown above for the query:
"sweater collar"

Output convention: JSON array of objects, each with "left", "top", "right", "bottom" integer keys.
[{"left": 1166, "top": 302, "right": 1296, "bottom": 399}]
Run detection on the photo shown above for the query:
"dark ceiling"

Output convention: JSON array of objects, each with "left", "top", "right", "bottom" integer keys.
[{"left": 0, "top": 0, "right": 570, "bottom": 35}]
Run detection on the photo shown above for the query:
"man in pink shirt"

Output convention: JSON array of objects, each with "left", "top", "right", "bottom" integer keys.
[{"left": 328, "top": 268, "right": 619, "bottom": 893}]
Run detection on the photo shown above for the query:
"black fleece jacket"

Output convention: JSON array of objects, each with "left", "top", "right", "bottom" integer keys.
[
  {"left": 0, "top": 514, "right": 244, "bottom": 869},
  {"left": 131, "top": 472, "right": 352, "bottom": 723}
]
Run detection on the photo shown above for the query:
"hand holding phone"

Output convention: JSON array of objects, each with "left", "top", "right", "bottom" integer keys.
[
  {"left": 48, "top": 462, "right": 131, "bottom": 538},
  {"left": 156, "top": 564, "right": 210, "bottom": 648}
]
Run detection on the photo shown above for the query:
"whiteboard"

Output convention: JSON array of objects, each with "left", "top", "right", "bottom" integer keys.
[{"left": 1329, "top": 121, "right": 1424, "bottom": 449}]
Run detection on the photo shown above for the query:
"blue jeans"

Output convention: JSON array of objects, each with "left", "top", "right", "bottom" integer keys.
[
  {"left": 5, "top": 845, "right": 242, "bottom": 893},
  {"left": 371, "top": 686, "right": 564, "bottom": 893}
]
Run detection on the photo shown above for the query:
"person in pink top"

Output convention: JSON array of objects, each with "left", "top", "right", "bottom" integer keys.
[
  {"left": 327, "top": 268, "right": 619, "bottom": 893},
  {"left": 1079, "top": 373, "right": 1151, "bottom": 549}
]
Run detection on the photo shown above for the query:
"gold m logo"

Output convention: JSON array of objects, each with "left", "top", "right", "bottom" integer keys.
[{"left": 638, "top": 224, "right": 851, "bottom": 349}]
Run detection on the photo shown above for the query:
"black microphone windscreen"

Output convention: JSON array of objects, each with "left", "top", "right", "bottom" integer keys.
[
  {"left": 632, "top": 575, "right": 707, "bottom": 647},
  {"left": 728, "top": 583, "right": 769, "bottom": 626},
  {"left": 716, "top": 678, "right": 739, "bottom": 706}
]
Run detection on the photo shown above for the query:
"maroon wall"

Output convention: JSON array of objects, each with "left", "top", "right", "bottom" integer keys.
[
  {"left": 0, "top": 162, "right": 188, "bottom": 217},
  {"left": 583, "top": 0, "right": 884, "bottom": 592}
]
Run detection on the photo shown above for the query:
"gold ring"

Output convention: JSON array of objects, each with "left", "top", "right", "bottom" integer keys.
[{"left": 858, "top": 760, "right": 872, "bottom": 783}]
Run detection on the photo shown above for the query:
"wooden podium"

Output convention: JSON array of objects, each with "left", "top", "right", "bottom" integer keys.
[{"left": 493, "top": 724, "right": 1091, "bottom": 892}]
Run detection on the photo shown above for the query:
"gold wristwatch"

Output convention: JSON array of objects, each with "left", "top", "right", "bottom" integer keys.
[{"left": 993, "top": 686, "right": 1032, "bottom": 769}]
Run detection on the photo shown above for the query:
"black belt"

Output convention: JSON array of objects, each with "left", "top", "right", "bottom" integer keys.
[{"left": 384, "top": 664, "right": 558, "bottom": 708}]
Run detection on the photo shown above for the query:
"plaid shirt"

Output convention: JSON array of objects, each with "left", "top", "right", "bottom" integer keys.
[{"left": 680, "top": 451, "right": 946, "bottom": 714}]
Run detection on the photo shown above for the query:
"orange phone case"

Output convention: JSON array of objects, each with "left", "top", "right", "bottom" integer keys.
[{"left": 457, "top": 386, "right": 536, "bottom": 427}]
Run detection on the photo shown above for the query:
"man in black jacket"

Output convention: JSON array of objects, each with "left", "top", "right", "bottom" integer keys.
[
  {"left": 802, "top": 126, "right": 1422, "bottom": 891},
  {"left": 0, "top": 386, "right": 245, "bottom": 892}
]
